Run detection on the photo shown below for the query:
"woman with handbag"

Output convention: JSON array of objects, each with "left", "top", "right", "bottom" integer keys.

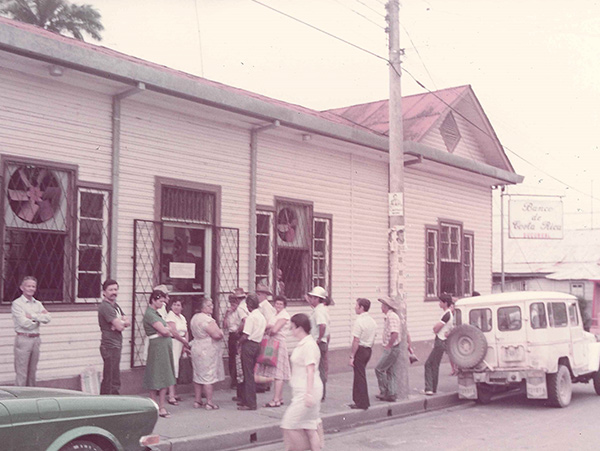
[
  {"left": 190, "top": 297, "right": 224, "bottom": 410},
  {"left": 256, "top": 295, "right": 291, "bottom": 408},
  {"left": 165, "top": 298, "right": 190, "bottom": 405},
  {"left": 143, "top": 290, "right": 176, "bottom": 418},
  {"left": 281, "top": 313, "right": 323, "bottom": 451}
]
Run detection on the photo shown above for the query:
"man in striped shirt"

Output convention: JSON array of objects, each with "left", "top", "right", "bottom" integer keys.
[{"left": 374, "top": 296, "right": 401, "bottom": 402}]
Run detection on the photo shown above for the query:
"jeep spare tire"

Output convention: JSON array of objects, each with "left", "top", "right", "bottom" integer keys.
[{"left": 446, "top": 324, "right": 487, "bottom": 369}]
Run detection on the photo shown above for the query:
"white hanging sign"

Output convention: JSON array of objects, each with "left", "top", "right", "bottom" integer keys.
[
  {"left": 509, "top": 196, "right": 563, "bottom": 239},
  {"left": 389, "top": 192, "right": 404, "bottom": 217},
  {"left": 169, "top": 262, "right": 196, "bottom": 278}
]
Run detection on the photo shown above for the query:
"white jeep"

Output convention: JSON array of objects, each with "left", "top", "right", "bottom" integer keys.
[{"left": 448, "top": 291, "right": 600, "bottom": 407}]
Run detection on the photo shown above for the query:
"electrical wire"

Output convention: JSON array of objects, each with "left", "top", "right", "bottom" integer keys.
[
  {"left": 353, "top": 0, "right": 386, "bottom": 18},
  {"left": 331, "top": 0, "right": 385, "bottom": 29}
]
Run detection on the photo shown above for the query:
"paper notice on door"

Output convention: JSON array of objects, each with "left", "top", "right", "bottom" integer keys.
[{"left": 169, "top": 262, "right": 196, "bottom": 279}]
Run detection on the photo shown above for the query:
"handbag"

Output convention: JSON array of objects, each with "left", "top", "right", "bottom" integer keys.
[
  {"left": 256, "top": 337, "right": 279, "bottom": 367},
  {"left": 177, "top": 354, "right": 193, "bottom": 385}
]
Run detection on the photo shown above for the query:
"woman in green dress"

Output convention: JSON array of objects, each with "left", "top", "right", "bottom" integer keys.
[{"left": 143, "top": 290, "right": 176, "bottom": 418}]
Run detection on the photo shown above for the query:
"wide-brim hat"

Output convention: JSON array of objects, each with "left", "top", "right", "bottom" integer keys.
[
  {"left": 153, "top": 284, "right": 169, "bottom": 295},
  {"left": 255, "top": 283, "right": 273, "bottom": 296},
  {"left": 233, "top": 287, "right": 247, "bottom": 299},
  {"left": 378, "top": 296, "right": 400, "bottom": 311},
  {"left": 307, "top": 286, "right": 328, "bottom": 299}
]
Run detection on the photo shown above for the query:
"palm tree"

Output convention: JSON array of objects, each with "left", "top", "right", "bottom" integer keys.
[{"left": 0, "top": 0, "right": 103, "bottom": 41}]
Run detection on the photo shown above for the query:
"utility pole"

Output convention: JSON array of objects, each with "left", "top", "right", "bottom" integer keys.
[{"left": 386, "top": 0, "right": 409, "bottom": 400}]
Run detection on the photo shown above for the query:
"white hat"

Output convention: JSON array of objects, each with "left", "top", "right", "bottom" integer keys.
[
  {"left": 307, "top": 286, "right": 328, "bottom": 299},
  {"left": 153, "top": 284, "right": 169, "bottom": 294}
]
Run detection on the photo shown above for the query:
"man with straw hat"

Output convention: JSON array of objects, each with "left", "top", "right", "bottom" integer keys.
[{"left": 374, "top": 296, "right": 401, "bottom": 402}]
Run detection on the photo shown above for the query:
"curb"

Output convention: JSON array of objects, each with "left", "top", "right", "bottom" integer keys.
[{"left": 154, "top": 392, "right": 467, "bottom": 451}]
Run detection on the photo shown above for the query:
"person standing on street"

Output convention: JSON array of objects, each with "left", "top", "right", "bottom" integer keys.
[
  {"left": 306, "top": 286, "right": 330, "bottom": 401},
  {"left": 237, "top": 293, "right": 266, "bottom": 410},
  {"left": 98, "top": 279, "right": 130, "bottom": 395},
  {"left": 223, "top": 291, "right": 245, "bottom": 389},
  {"left": 256, "top": 282, "right": 276, "bottom": 323},
  {"left": 424, "top": 293, "right": 453, "bottom": 395},
  {"left": 348, "top": 298, "right": 377, "bottom": 410},
  {"left": 374, "top": 296, "right": 401, "bottom": 402},
  {"left": 12, "top": 276, "right": 51, "bottom": 386}
]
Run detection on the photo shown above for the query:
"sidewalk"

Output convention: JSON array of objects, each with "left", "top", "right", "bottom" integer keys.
[{"left": 151, "top": 362, "right": 465, "bottom": 451}]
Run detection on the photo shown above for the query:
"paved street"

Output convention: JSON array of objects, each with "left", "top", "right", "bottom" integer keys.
[{"left": 248, "top": 383, "right": 600, "bottom": 451}]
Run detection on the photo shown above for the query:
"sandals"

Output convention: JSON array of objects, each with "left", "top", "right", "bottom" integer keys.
[
  {"left": 158, "top": 409, "right": 171, "bottom": 418},
  {"left": 205, "top": 403, "right": 220, "bottom": 410},
  {"left": 193, "top": 401, "right": 205, "bottom": 409},
  {"left": 264, "top": 400, "right": 283, "bottom": 408},
  {"left": 167, "top": 398, "right": 179, "bottom": 406}
]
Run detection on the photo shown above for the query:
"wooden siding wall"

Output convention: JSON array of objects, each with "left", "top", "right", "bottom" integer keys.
[{"left": 0, "top": 68, "right": 112, "bottom": 384}]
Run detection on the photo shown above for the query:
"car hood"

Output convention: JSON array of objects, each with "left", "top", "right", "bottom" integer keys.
[{"left": 0, "top": 386, "right": 89, "bottom": 399}]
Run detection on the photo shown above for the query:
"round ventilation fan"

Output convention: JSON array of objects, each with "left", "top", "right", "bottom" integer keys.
[
  {"left": 277, "top": 207, "right": 298, "bottom": 242},
  {"left": 7, "top": 167, "right": 62, "bottom": 224}
]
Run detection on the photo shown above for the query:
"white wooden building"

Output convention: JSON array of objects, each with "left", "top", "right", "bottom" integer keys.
[{"left": 0, "top": 18, "right": 522, "bottom": 388}]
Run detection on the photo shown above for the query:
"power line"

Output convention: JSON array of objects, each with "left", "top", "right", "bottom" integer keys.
[
  {"left": 331, "top": 0, "right": 385, "bottom": 29},
  {"left": 353, "top": 0, "right": 386, "bottom": 18},
  {"left": 400, "top": 23, "right": 437, "bottom": 90}
]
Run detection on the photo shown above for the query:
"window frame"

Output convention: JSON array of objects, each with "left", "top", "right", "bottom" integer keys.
[
  {"left": 0, "top": 155, "right": 113, "bottom": 309},
  {"left": 312, "top": 214, "right": 332, "bottom": 293}
]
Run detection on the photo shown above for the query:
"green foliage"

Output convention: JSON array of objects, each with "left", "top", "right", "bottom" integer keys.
[{"left": 0, "top": 0, "right": 103, "bottom": 41}]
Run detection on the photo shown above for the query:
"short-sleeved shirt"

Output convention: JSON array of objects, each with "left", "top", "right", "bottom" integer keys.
[
  {"left": 143, "top": 307, "right": 167, "bottom": 336},
  {"left": 436, "top": 309, "right": 453, "bottom": 340},
  {"left": 310, "top": 303, "right": 330, "bottom": 343},
  {"left": 98, "top": 300, "right": 125, "bottom": 348},
  {"left": 352, "top": 312, "right": 377, "bottom": 348},
  {"left": 243, "top": 309, "right": 266, "bottom": 343},
  {"left": 289, "top": 334, "right": 322, "bottom": 390},
  {"left": 383, "top": 310, "right": 401, "bottom": 347}
]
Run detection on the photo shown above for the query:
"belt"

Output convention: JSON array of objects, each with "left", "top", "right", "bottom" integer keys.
[
  {"left": 17, "top": 332, "right": 40, "bottom": 338},
  {"left": 148, "top": 334, "right": 160, "bottom": 340}
]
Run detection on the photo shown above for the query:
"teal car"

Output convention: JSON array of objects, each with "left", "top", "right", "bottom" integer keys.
[{"left": 0, "top": 386, "right": 159, "bottom": 451}]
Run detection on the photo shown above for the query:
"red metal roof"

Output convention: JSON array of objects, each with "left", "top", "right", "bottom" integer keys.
[{"left": 325, "top": 86, "right": 471, "bottom": 141}]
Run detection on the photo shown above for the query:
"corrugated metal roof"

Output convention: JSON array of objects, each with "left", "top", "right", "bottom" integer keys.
[
  {"left": 495, "top": 229, "right": 600, "bottom": 280},
  {"left": 325, "top": 86, "right": 470, "bottom": 140}
]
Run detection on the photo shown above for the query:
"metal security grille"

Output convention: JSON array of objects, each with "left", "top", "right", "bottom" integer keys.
[
  {"left": 161, "top": 186, "right": 215, "bottom": 224},
  {"left": 131, "top": 219, "right": 239, "bottom": 368}
]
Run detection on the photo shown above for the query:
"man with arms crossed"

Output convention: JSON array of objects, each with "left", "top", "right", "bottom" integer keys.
[
  {"left": 98, "top": 279, "right": 130, "bottom": 395},
  {"left": 348, "top": 297, "right": 377, "bottom": 410},
  {"left": 12, "top": 276, "right": 51, "bottom": 386},
  {"left": 375, "top": 296, "right": 401, "bottom": 402}
]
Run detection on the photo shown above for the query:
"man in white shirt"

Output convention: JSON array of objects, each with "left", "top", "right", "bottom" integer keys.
[
  {"left": 12, "top": 276, "right": 51, "bottom": 386},
  {"left": 349, "top": 298, "right": 377, "bottom": 410},
  {"left": 256, "top": 282, "right": 276, "bottom": 323},
  {"left": 424, "top": 293, "right": 454, "bottom": 395},
  {"left": 306, "top": 286, "right": 330, "bottom": 400},
  {"left": 237, "top": 293, "right": 266, "bottom": 410},
  {"left": 375, "top": 296, "right": 402, "bottom": 402},
  {"left": 224, "top": 288, "right": 246, "bottom": 389}
]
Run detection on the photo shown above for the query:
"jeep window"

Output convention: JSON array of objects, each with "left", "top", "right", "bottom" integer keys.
[
  {"left": 568, "top": 303, "right": 579, "bottom": 326},
  {"left": 454, "top": 308, "right": 462, "bottom": 326},
  {"left": 469, "top": 308, "right": 492, "bottom": 332},
  {"left": 548, "top": 302, "right": 568, "bottom": 328},
  {"left": 530, "top": 303, "right": 547, "bottom": 329},
  {"left": 498, "top": 306, "right": 521, "bottom": 331}
]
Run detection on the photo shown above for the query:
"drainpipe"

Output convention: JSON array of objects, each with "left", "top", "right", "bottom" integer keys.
[
  {"left": 110, "top": 82, "right": 145, "bottom": 277},
  {"left": 248, "top": 120, "right": 280, "bottom": 290}
]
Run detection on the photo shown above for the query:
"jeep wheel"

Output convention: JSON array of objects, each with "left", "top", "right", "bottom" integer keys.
[
  {"left": 446, "top": 324, "right": 487, "bottom": 369},
  {"left": 547, "top": 364, "right": 572, "bottom": 408},
  {"left": 476, "top": 383, "right": 493, "bottom": 405},
  {"left": 593, "top": 371, "right": 600, "bottom": 395}
]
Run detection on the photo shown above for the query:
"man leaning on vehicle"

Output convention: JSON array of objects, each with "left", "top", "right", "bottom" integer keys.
[
  {"left": 12, "top": 276, "right": 51, "bottom": 386},
  {"left": 98, "top": 279, "right": 130, "bottom": 395}
]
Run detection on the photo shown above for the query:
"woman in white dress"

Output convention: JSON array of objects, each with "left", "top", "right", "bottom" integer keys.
[
  {"left": 257, "top": 295, "right": 291, "bottom": 407},
  {"left": 281, "top": 313, "right": 323, "bottom": 451},
  {"left": 190, "top": 297, "right": 224, "bottom": 410},
  {"left": 165, "top": 299, "right": 189, "bottom": 405}
]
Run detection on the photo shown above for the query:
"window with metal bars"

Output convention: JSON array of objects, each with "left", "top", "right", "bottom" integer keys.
[
  {"left": 1, "top": 160, "right": 111, "bottom": 304},
  {"left": 256, "top": 204, "right": 331, "bottom": 301}
]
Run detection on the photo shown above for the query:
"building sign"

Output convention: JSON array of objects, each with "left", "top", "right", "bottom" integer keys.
[
  {"left": 389, "top": 192, "right": 404, "bottom": 217},
  {"left": 508, "top": 196, "right": 563, "bottom": 239},
  {"left": 169, "top": 262, "right": 196, "bottom": 278}
]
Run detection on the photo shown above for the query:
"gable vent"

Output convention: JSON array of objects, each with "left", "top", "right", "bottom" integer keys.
[{"left": 440, "top": 112, "right": 461, "bottom": 153}]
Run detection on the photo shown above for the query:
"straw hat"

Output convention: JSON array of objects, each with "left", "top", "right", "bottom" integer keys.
[
  {"left": 307, "top": 286, "right": 328, "bottom": 299},
  {"left": 377, "top": 296, "right": 400, "bottom": 311},
  {"left": 256, "top": 283, "right": 272, "bottom": 296}
]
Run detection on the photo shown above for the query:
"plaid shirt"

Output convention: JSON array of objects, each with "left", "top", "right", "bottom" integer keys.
[{"left": 382, "top": 310, "right": 401, "bottom": 347}]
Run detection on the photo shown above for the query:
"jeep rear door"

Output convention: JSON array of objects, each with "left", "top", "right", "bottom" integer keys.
[
  {"left": 496, "top": 305, "right": 528, "bottom": 368},
  {"left": 568, "top": 301, "right": 588, "bottom": 372}
]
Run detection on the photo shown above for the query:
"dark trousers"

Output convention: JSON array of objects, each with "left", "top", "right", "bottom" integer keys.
[
  {"left": 228, "top": 333, "right": 238, "bottom": 387},
  {"left": 100, "top": 345, "right": 122, "bottom": 395},
  {"left": 318, "top": 341, "right": 328, "bottom": 400},
  {"left": 240, "top": 340, "right": 260, "bottom": 409},
  {"left": 352, "top": 346, "right": 372, "bottom": 409},
  {"left": 424, "top": 337, "right": 446, "bottom": 393}
]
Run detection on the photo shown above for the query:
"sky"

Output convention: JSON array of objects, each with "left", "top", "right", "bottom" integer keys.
[{"left": 88, "top": 0, "right": 600, "bottom": 230}]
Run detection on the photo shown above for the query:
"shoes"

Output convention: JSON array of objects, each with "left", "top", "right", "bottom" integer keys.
[
  {"left": 264, "top": 400, "right": 283, "bottom": 408},
  {"left": 409, "top": 355, "right": 419, "bottom": 364},
  {"left": 375, "top": 394, "right": 386, "bottom": 401},
  {"left": 377, "top": 395, "right": 396, "bottom": 402},
  {"left": 158, "top": 409, "right": 171, "bottom": 418},
  {"left": 232, "top": 396, "right": 240, "bottom": 401},
  {"left": 167, "top": 398, "right": 179, "bottom": 406},
  {"left": 205, "top": 403, "right": 220, "bottom": 410},
  {"left": 237, "top": 405, "right": 257, "bottom": 411},
  {"left": 348, "top": 403, "right": 368, "bottom": 410},
  {"left": 193, "top": 401, "right": 205, "bottom": 409},
  {"left": 424, "top": 390, "right": 434, "bottom": 396}
]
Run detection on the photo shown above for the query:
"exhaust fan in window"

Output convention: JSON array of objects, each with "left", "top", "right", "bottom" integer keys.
[{"left": 5, "top": 165, "right": 68, "bottom": 231}]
